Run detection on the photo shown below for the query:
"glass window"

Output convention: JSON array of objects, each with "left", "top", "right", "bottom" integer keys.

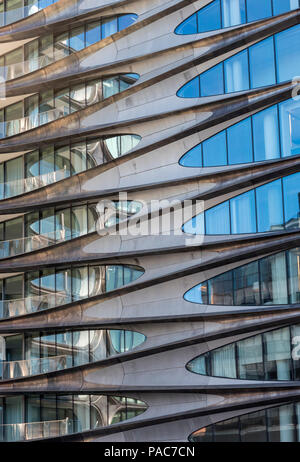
[
  {"left": 89, "top": 265, "right": 105, "bottom": 297},
  {"left": 264, "top": 327, "right": 291, "bottom": 380},
  {"left": 55, "top": 145, "right": 70, "bottom": 178},
  {"left": 197, "top": 0, "right": 221, "bottom": 32},
  {"left": 175, "top": 12, "right": 197, "bottom": 34},
  {"left": 202, "top": 131, "right": 227, "bottom": 167},
  {"left": 260, "top": 252, "right": 288, "bottom": 305},
  {"left": 56, "top": 208, "right": 71, "bottom": 241},
  {"left": 85, "top": 21, "right": 101, "bottom": 46},
  {"left": 288, "top": 249, "right": 300, "bottom": 304},
  {"left": 71, "top": 142, "right": 87, "bottom": 174},
  {"left": 222, "top": 0, "right": 246, "bottom": 28},
  {"left": 214, "top": 417, "right": 240, "bottom": 442},
  {"left": 279, "top": 99, "right": 300, "bottom": 158},
  {"left": 227, "top": 118, "right": 253, "bottom": 164},
  {"left": 237, "top": 334, "right": 264, "bottom": 380},
  {"left": 249, "top": 37, "right": 276, "bottom": 88},
  {"left": 71, "top": 206, "right": 87, "bottom": 238},
  {"left": 256, "top": 180, "right": 284, "bottom": 232},
  {"left": 177, "top": 77, "right": 200, "bottom": 98},
  {"left": 211, "top": 344, "right": 237, "bottom": 378},
  {"left": 200, "top": 63, "right": 224, "bottom": 96},
  {"left": 72, "top": 266, "right": 88, "bottom": 301},
  {"left": 4, "top": 275, "right": 23, "bottom": 300},
  {"left": 106, "top": 265, "right": 124, "bottom": 292},
  {"left": 70, "top": 84, "right": 86, "bottom": 113},
  {"left": 103, "top": 77, "right": 120, "bottom": 99},
  {"left": 184, "top": 281, "right": 208, "bottom": 304},
  {"left": 205, "top": 201, "right": 230, "bottom": 234},
  {"left": 4, "top": 216, "right": 23, "bottom": 240},
  {"left": 89, "top": 330, "right": 107, "bottom": 362},
  {"left": 230, "top": 190, "right": 256, "bottom": 234},
  {"left": 246, "top": 0, "right": 272, "bottom": 22},
  {"left": 54, "top": 32, "right": 69, "bottom": 61},
  {"left": 40, "top": 146, "right": 54, "bottom": 179},
  {"left": 275, "top": 25, "right": 300, "bottom": 83},
  {"left": 5, "top": 156, "right": 23, "bottom": 197},
  {"left": 72, "top": 331, "right": 89, "bottom": 366},
  {"left": 233, "top": 261, "right": 260, "bottom": 305},
  {"left": 55, "top": 88, "right": 70, "bottom": 116},
  {"left": 283, "top": 173, "right": 300, "bottom": 229},
  {"left": 73, "top": 395, "right": 90, "bottom": 432},
  {"left": 240, "top": 410, "right": 267, "bottom": 442},
  {"left": 273, "top": 0, "right": 299, "bottom": 15},
  {"left": 224, "top": 50, "right": 249, "bottom": 93},
  {"left": 118, "top": 14, "right": 137, "bottom": 31},
  {"left": 208, "top": 272, "right": 233, "bottom": 305},
  {"left": 102, "top": 17, "right": 118, "bottom": 39},
  {"left": 86, "top": 79, "right": 102, "bottom": 106},
  {"left": 179, "top": 144, "right": 202, "bottom": 167},
  {"left": 268, "top": 404, "right": 296, "bottom": 442},
  {"left": 69, "top": 26, "right": 85, "bottom": 52},
  {"left": 24, "top": 40, "right": 39, "bottom": 74},
  {"left": 253, "top": 105, "right": 280, "bottom": 161}
]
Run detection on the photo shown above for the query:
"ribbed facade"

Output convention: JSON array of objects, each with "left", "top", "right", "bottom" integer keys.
[{"left": 0, "top": 0, "right": 299, "bottom": 442}]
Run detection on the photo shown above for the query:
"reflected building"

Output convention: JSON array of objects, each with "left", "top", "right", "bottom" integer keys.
[{"left": 0, "top": 0, "right": 300, "bottom": 443}]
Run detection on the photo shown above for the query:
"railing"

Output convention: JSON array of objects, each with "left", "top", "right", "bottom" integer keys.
[
  {"left": 0, "top": 418, "right": 74, "bottom": 441},
  {"left": 0, "top": 0, "right": 58, "bottom": 27},
  {"left": 0, "top": 49, "right": 70, "bottom": 81},
  {"left": 0, "top": 354, "right": 73, "bottom": 380},
  {"left": 0, "top": 108, "right": 64, "bottom": 139},
  {"left": 0, "top": 229, "right": 72, "bottom": 259},
  {"left": 0, "top": 167, "right": 68, "bottom": 199},
  {"left": 0, "top": 293, "right": 72, "bottom": 318}
]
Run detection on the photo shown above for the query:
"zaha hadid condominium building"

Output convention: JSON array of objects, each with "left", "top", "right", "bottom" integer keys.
[{"left": 0, "top": 0, "right": 299, "bottom": 443}]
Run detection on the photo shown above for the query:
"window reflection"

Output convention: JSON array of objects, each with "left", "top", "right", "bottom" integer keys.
[
  {"left": 0, "top": 134, "right": 141, "bottom": 200},
  {"left": 0, "top": 15, "right": 137, "bottom": 74},
  {"left": 190, "top": 403, "right": 299, "bottom": 442},
  {"left": 177, "top": 25, "right": 300, "bottom": 98},
  {"left": 0, "top": 328, "right": 146, "bottom": 377},
  {"left": 175, "top": 0, "right": 299, "bottom": 34},
  {"left": 183, "top": 172, "right": 300, "bottom": 235},
  {"left": 0, "top": 394, "right": 147, "bottom": 441},
  {"left": 0, "top": 264, "right": 144, "bottom": 318},
  {"left": 187, "top": 322, "right": 300, "bottom": 381},
  {"left": 180, "top": 98, "right": 300, "bottom": 167},
  {"left": 184, "top": 247, "right": 298, "bottom": 306}
]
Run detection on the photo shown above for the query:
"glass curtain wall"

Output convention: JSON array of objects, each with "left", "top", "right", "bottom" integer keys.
[
  {"left": 0, "top": 15, "right": 137, "bottom": 78},
  {"left": 189, "top": 402, "right": 300, "bottom": 442},
  {"left": 0, "top": 264, "right": 143, "bottom": 317},
  {"left": 175, "top": 0, "right": 299, "bottom": 34},
  {"left": 184, "top": 247, "right": 300, "bottom": 306},
  {"left": 180, "top": 97, "right": 300, "bottom": 167},
  {"left": 177, "top": 24, "right": 300, "bottom": 97},
  {"left": 0, "top": 74, "right": 139, "bottom": 138},
  {"left": 183, "top": 172, "right": 300, "bottom": 235},
  {"left": 0, "top": 328, "right": 145, "bottom": 378},
  {"left": 186, "top": 323, "right": 300, "bottom": 380},
  {"left": 0, "top": 134, "right": 141, "bottom": 200},
  {"left": 0, "top": 394, "right": 147, "bottom": 441}
]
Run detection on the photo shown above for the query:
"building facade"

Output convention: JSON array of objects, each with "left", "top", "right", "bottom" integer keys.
[{"left": 0, "top": 0, "right": 298, "bottom": 442}]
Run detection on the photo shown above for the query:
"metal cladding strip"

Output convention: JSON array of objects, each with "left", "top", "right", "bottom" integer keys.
[{"left": 0, "top": 0, "right": 300, "bottom": 442}]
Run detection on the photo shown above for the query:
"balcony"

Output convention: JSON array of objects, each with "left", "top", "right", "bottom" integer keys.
[
  {"left": 0, "top": 418, "right": 75, "bottom": 441},
  {"left": 0, "top": 0, "right": 58, "bottom": 27},
  {"left": 0, "top": 354, "right": 72, "bottom": 379},
  {"left": 0, "top": 108, "right": 63, "bottom": 138},
  {"left": 0, "top": 293, "right": 71, "bottom": 318}
]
